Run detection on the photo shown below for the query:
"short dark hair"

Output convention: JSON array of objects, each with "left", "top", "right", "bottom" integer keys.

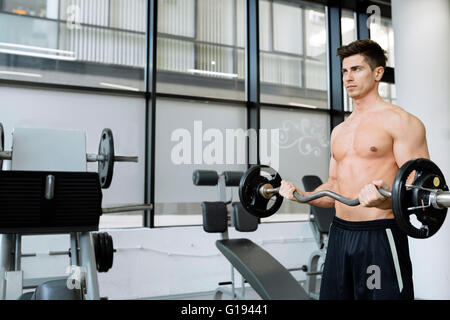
[{"left": 337, "top": 39, "right": 387, "bottom": 70}]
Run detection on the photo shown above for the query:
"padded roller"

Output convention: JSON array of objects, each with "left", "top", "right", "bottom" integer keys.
[
  {"left": 201, "top": 202, "right": 228, "bottom": 233},
  {"left": 32, "top": 279, "right": 82, "bottom": 300},
  {"left": 223, "top": 171, "right": 244, "bottom": 186},
  {"left": 232, "top": 202, "right": 258, "bottom": 232},
  {"left": 192, "top": 170, "right": 219, "bottom": 186}
]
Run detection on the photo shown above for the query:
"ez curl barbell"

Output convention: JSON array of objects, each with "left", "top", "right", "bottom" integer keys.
[{"left": 238, "top": 158, "right": 449, "bottom": 239}]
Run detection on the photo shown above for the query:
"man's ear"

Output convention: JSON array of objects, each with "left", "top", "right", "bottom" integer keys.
[{"left": 374, "top": 66, "right": 385, "bottom": 82}]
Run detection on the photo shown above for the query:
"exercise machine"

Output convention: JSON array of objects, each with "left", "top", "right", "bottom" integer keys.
[
  {"left": 0, "top": 124, "right": 151, "bottom": 299},
  {"left": 193, "top": 169, "right": 311, "bottom": 300}
]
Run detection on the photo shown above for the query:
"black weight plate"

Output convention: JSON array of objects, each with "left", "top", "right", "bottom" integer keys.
[
  {"left": 92, "top": 233, "right": 101, "bottom": 271},
  {"left": 0, "top": 122, "right": 4, "bottom": 170},
  {"left": 99, "top": 232, "right": 108, "bottom": 272},
  {"left": 98, "top": 128, "right": 115, "bottom": 189},
  {"left": 239, "top": 165, "right": 283, "bottom": 218},
  {"left": 105, "top": 233, "right": 114, "bottom": 272},
  {"left": 392, "top": 158, "right": 448, "bottom": 238}
]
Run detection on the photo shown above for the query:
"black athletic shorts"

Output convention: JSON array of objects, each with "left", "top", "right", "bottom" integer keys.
[{"left": 319, "top": 216, "right": 414, "bottom": 300}]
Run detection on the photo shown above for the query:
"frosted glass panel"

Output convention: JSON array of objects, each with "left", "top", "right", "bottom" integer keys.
[
  {"left": 260, "top": 107, "right": 330, "bottom": 222},
  {"left": 155, "top": 98, "right": 247, "bottom": 226}
]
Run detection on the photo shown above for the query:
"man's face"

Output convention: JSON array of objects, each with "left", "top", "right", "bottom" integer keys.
[{"left": 342, "top": 54, "right": 383, "bottom": 99}]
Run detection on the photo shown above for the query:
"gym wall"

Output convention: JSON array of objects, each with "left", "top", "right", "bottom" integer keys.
[
  {"left": 0, "top": 85, "right": 323, "bottom": 299},
  {"left": 391, "top": 0, "right": 450, "bottom": 300}
]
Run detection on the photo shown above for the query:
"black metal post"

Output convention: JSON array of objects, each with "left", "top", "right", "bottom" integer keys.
[
  {"left": 144, "top": 0, "right": 157, "bottom": 228},
  {"left": 246, "top": 0, "right": 260, "bottom": 167},
  {"left": 326, "top": 4, "right": 344, "bottom": 131}
]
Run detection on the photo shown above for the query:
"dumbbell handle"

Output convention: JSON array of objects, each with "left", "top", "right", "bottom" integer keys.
[
  {"left": 86, "top": 153, "right": 138, "bottom": 162},
  {"left": 102, "top": 203, "right": 153, "bottom": 214}
]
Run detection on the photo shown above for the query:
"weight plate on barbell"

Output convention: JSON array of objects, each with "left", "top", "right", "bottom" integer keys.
[
  {"left": 392, "top": 158, "right": 448, "bottom": 239},
  {"left": 239, "top": 165, "right": 283, "bottom": 218},
  {"left": 98, "top": 128, "right": 115, "bottom": 189}
]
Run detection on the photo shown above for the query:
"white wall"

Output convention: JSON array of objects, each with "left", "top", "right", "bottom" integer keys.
[
  {"left": 98, "top": 223, "right": 316, "bottom": 299},
  {"left": 0, "top": 85, "right": 319, "bottom": 299},
  {"left": 391, "top": 0, "right": 450, "bottom": 299}
]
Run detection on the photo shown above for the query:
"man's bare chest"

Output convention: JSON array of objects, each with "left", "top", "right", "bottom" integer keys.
[{"left": 332, "top": 119, "right": 394, "bottom": 161}]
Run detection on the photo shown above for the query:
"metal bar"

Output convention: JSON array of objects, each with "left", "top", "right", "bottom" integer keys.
[
  {"left": 21, "top": 250, "right": 70, "bottom": 258},
  {"left": 70, "top": 232, "right": 79, "bottom": 266},
  {"left": 0, "top": 234, "right": 15, "bottom": 300},
  {"left": 86, "top": 153, "right": 103, "bottom": 162},
  {"left": 113, "top": 156, "right": 138, "bottom": 162},
  {"left": 231, "top": 265, "right": 236, "bottom": 299},
  {"left": 78, "top": 232, "right": 99, "bottom": 300},
  {"left": 102, "top": 204, "right": 153, "bottom": 214},
  {"left": 13, "top": 234, "right": 21, "bottom": 271},
  {"left": 436, "top": 192, "right": 450, "bottom": 208},
  {"left": 0, "top": 151, "right": 12, "bottom": 160}
]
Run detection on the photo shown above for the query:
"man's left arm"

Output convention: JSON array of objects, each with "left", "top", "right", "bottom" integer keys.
[
  {"left": 392, "top": 113, "right": 430, "bottom": 168},
  {"left": 360, "top": 112, "right": 430, "bottom": 209}
]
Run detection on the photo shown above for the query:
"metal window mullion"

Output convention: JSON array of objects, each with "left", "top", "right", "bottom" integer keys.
[
  {"left": 233, "top": 0, "right": 238, "bottom": 76},
  {"left": 194, "top": 0, "right": 198, "bottom": 70},
  {"left": 246, "top": 0, "right": 260, "bottom": 167},
  {"left": 301, "top": 6, "right": 306, "bottom": 89},
  {"left": 356, "top": 11, "right": 370, "bottom": 40},
  {"left": 144, "top": 0, "right": 157, "bottom": 228},
  {"left": 326, "top": 5, "right": 344, "bottom": 132}
]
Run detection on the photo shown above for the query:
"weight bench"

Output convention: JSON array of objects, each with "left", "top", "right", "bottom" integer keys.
[
  {"left": 19, "top": 279, "right": 82, "bottom": 300},
  {"left": 195, "top": 169, "right": 310, "bottom": 300},
  {"left": 216, "top": 203, "right": 310, "bottom": 300}
]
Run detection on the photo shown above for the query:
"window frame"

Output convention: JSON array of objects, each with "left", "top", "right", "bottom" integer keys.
[{"left": 0, "top": 0, "right": 395, "bottom": 228}]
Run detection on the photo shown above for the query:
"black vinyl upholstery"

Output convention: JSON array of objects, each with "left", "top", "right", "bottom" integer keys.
[{"left": 216, "top": 239, "right": 310, "bottom": 300}]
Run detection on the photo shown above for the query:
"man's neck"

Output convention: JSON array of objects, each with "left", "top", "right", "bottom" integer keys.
[{"left": 352, "top": 90, "right": 383, "bottom": 115}]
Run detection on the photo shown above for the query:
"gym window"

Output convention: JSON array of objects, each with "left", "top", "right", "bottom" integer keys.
[
  {"left": 259, "top": 0, "right": 328, "bottom": 109},
  {"left": 0, "top": 0, "right": 397, "bottom": 228},
  {"left": 0, "top": 0, "right": 147, "bottom": 90}
]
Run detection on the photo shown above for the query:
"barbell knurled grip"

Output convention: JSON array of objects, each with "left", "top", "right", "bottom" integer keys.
[
  {"left": 293, "top": 190, "right": 361, "bottom": 206},
  {"left": 292, "top": 187, "right": 391, "bottom": 206}
]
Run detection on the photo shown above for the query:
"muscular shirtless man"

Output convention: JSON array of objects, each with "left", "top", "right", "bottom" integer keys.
[{"left": 280, "top": 40, "right": 429, "bottom": 300}]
